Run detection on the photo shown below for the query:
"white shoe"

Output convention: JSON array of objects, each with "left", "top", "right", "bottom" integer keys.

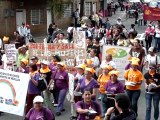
[
  {"left": 52, "top": 101, "right": 54, "bottom": 104},
  {"left": 54, "top": 103, "right": 58, "bottom": 107}
]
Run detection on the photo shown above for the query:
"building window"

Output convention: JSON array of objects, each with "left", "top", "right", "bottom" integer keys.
[
  {"left": 85, "top": 2, "right": 91, "bottom": 16},
  {"left": 30, "top": 9, "right": 45, "bottom": 25},
  {"left": 63, "top": 4, "right": 72, "bottom": 17}
]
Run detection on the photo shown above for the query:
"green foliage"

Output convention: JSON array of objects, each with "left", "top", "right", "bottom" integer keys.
[{"left": 48, "top": 0, "right": 72, "bottom": 17}]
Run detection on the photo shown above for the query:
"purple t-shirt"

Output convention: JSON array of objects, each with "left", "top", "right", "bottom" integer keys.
[
  {"left": 16, "top": 67, "right": 29, "bottom": 73},
  {"left": 79, "top": 78, "right": 99, "bottom": 94},
  {"left": 105, "top": 80, "right": 124, "bottom": 94},
  {"left": 52, "top": 70, "right": 69, "bottom": 89},
  {"left": 26, "top": 107, "right": 54, "bottom": 120},
  {"left": 76, "top": 100, "right": 101, "bottom": 120},
  {"left": 28, "top": 73, "right": 40, "bottom": 94},
  {"left": 49, "top": 63, "right": 57, "bottom": 72}
]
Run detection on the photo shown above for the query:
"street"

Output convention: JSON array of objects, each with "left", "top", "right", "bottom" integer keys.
[{"left": 1, "top": 9, "right": 159, "bottom": 120}]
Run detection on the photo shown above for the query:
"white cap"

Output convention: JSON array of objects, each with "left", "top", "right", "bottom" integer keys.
[
  {"left": 148, "top": 47, "right": 154, "bottom": 52},
  {"left": 41, "top": 60, "right": 49, "bottom": 65},
  {"left": 33, "top": 96, "right": 44, "bottom": 103}
]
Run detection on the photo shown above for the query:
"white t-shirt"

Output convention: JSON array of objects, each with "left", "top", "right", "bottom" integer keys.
[
  {"left": 100, "top": 60, "right": 116, "bottom": 69},
  {"left": 91, "top": 56, "right": 100, "bottom": 68},
  {"left": 145, "top": 54, "right": 160, "bottom": 70}
]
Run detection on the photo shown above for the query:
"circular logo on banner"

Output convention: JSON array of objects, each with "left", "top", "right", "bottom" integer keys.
[
  {"left": 145, "top": 9, "right": 151, "bottom": 15},
  {"left": 106, "top": 48, "right": 127, "bottom": 58}
]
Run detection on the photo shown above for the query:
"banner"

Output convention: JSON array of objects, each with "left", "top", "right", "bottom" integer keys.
[
  {"left": 102, "top": 46, "right": 130, "bottom": 80},
  {"left": 28, "top": 43, "right": 86, "bottom": 72},
  {"left": 73, "top": 30, "right": 87, "bottom": 65},
  {"left": 5, "top": 44, "right": 17, "bottom": 61},
  {"left": 0, "top": 69, "right": 30, "bottom": 116},
  {"left": 144, "top": 5, "right": 160, "bottom": 21}
]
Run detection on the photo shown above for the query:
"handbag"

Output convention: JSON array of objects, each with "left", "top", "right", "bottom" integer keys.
[
  {"left": 48, "top": 71, "right": 57, "bottom": 91},
  {"left": 37, "top": 77, "right": 47, "bottom": 92}
]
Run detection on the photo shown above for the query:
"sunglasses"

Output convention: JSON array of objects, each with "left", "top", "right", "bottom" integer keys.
[{"left": 149, "top": 67, "right": 156, "bottom": 69}]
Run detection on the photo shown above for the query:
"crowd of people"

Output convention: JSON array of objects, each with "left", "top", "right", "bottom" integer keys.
[{"left": 0, "top": 3, "right": 160, "bottom": 120}]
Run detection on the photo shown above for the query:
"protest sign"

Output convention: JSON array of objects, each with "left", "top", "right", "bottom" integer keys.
[
  {"left": 102, "top": 45, "right": 130, "bottom": 80},
  {"left": 28, "top": 43, "right": 86, "bottom": 73},
  {"left": 73, "top": 30, "right": 87, "bottom": 65},
  {"left": 0, "top": 69, "right": 30, "bottom": 116},
  {"left": 5, "top": 44, "right": 17, "bottom": 61},
  {"left": 144, "top": 5, "right": 160, "bottom": 21}
]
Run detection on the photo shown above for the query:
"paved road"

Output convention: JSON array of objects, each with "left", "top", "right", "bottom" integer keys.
[{"left": 1, "top": 9, "right": 159, "bottom": 120}]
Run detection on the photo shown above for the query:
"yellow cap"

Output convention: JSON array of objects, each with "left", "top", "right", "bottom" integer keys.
[
  {"left": 3, "top": 36, "right": 9, "bottom": 42},
  {"left": 102, "top": 65, "right": 113, "bottom": 70},
  {"left": 86, "top": 59, "right": 93, "bottom": 65},
  {"left": 109, "top": 70, "right": 119, "bottom": 77},
  {"left": 128, "top": 57, "right": 140, "bottom": 62},
  {"left": 85, "top": 67, "right": 95, "bottom": 74},
  {"left": 75, "top": 64, "right": 86, "bottom": 70},
  {"left": 20, "top": 58, "right": 28, "bottom": 65},
  {"left": 131, "top": 61, "right": 139, "bottom": 66}
]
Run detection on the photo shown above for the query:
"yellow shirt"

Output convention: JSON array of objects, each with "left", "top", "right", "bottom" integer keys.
[
  {"left": 97, "top": 74, "right": 110, "bottom": 94},
  {"left": 124, "top": 69, "right": 144, "bottom": 90}
]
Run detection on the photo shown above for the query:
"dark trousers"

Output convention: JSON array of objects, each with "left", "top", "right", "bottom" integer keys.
[
  {"left": 26, "top": 93, "right": 39, "bottom": 114},
  {"left": 145, "top": 36, "right": 152, "bottom": 51},
  {"left": 75, "top": 18, "right": 78, "bottom": 27}
]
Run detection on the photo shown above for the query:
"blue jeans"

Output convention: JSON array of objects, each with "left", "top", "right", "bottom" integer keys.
[
  {"left": 56, "top": 88, "right": 68, "bottom": 112},
  {"left": 100, "top": 94, "right": 107, "bottom": 115},
  {"left": 145, "top": 92, "right": 159, "bottom": 120},
  {"left": 155, "top": 37, "right": 160, "bottom": 51},
  {"left": 126, "top": 90, "right": 141, "bottom": 116}
]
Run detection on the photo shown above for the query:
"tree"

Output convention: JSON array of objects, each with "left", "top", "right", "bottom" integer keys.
[{"left": 48, "top": 0, "right": 72, "bottom": 22}]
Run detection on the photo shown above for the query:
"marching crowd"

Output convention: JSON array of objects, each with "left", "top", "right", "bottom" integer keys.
[{"left": 0, "top": 5, "right": 160, "bottom": 120}]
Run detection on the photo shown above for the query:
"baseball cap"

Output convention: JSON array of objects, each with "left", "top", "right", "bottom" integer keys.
[
  {"left": 31, "top": 56, "right": 38, "bottom": 60},
  {"left": 41, "top": 60, "right": 49, "bottom": 65},
  {"left": 148, "top": 47, "right": 154, "bottom": 52},
  {"left": 33, "top": 96, "right": 44, "bottom": 103},
  {"left": 115, "top": 93, "right": 130, "bottom": 109}
]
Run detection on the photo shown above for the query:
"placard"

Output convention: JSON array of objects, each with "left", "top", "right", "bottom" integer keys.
[
  {"left": 0, "top": 69, "right": 30, "bottom": 116},
  {"left": 102, "top": 46, "right": 130, "bottom": 80},
  {"left": 5, "top": 44, "right": 17, "bottom": 61}
]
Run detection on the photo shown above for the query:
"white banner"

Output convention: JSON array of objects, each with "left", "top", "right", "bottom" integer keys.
[
  {"left": 0, "top": 69, "right": 30, "bottom": 116},
  {"left": 102, "top": 46, "right": 130, "bottom": 80},
  {"left": 5, "top": 44, "right": 17, "bottom": 61}
]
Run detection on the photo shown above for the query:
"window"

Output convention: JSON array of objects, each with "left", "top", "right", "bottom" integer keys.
[
  {"left": 85, "top": 2, "right": 91, "bottom": 16},
  {"left": 30, "top": 9, "right": 45, "bottom": 25},
  {"left": 63, "top": 4, "right": 72, "bottom": 17}
]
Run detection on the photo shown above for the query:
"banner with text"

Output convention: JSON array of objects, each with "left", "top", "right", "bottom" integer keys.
[
  {"left": 102, "top": 46, "right": 130, "bottom": 80},
  {"left": 5, "top": 44, "right": 17, "bottom": 61},
  {"left": 28, "top": 43, "right": 86, "bottom": 72},
  {"left": 0, "top": 69, "right": 30, "bottom": 116},
  {"left": 144, "top": 5, "right": 160, "bottom": 21},
  {"left": 73, "top": 30, "right": 87, "bottom": 65}
]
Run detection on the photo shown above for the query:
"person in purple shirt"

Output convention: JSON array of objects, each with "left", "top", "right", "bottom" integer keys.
[
  {"left": 25, "top": 96, "right": 55, "bottom": 120},
  {"left": 104, "top": 70, "right": 124, "bottom": 113},
  {"left": 75, "top": 67, "right": 99, "bottom": 101},
  {"left": 76, "top": 88, "right": 101, "bottom": 120},
  {"left": 26, "top": 63, "right": 41, "bottom": 114},
  {"left": 30, "top": 56, "right": 41, "bottom": 70},
  {"left": 50, "top": 62, "right": 69, "bottom": 116},
  {"left": 16, "top": 58, "right": 29, "bottom": 73},
  {"left": 49, "top": 54, "right": 61, "bottom": 72}
]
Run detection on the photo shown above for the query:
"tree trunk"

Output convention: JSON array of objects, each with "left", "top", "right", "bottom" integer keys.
[{"left": 80, "top": 0, "right": 84, "bottom": 17}]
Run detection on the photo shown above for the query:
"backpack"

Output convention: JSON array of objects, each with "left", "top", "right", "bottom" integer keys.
[{"left": 24, "top": 107, "right": 55, "bottom": 120}]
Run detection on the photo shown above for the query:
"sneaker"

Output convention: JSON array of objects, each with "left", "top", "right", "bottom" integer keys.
[
  {"left": 56, "top": 112, "right": 61, "bottom": 116},
  {"left": 98, "top": 97, "right": 101, "bottom": 101},
  {"left": 52, "top": 100, "right": 54, "bottom": 104},
  {"left": 61, "top": 108, "right": 65, "bottom": 112},
  {"left": 54, "top": 103, "right": 58, "bottom": 107},
  {"left": 70, "top": 116, "right": 77, "bottom": 120}
]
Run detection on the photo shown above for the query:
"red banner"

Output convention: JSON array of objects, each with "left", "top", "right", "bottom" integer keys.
[{"left": 144, "top": 5, "right": 160, "bottom": 21}]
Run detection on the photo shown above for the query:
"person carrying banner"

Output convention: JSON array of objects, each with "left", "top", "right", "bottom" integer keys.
[{"left": 26, "top": 64, "right": 41, "bottom": 114}]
